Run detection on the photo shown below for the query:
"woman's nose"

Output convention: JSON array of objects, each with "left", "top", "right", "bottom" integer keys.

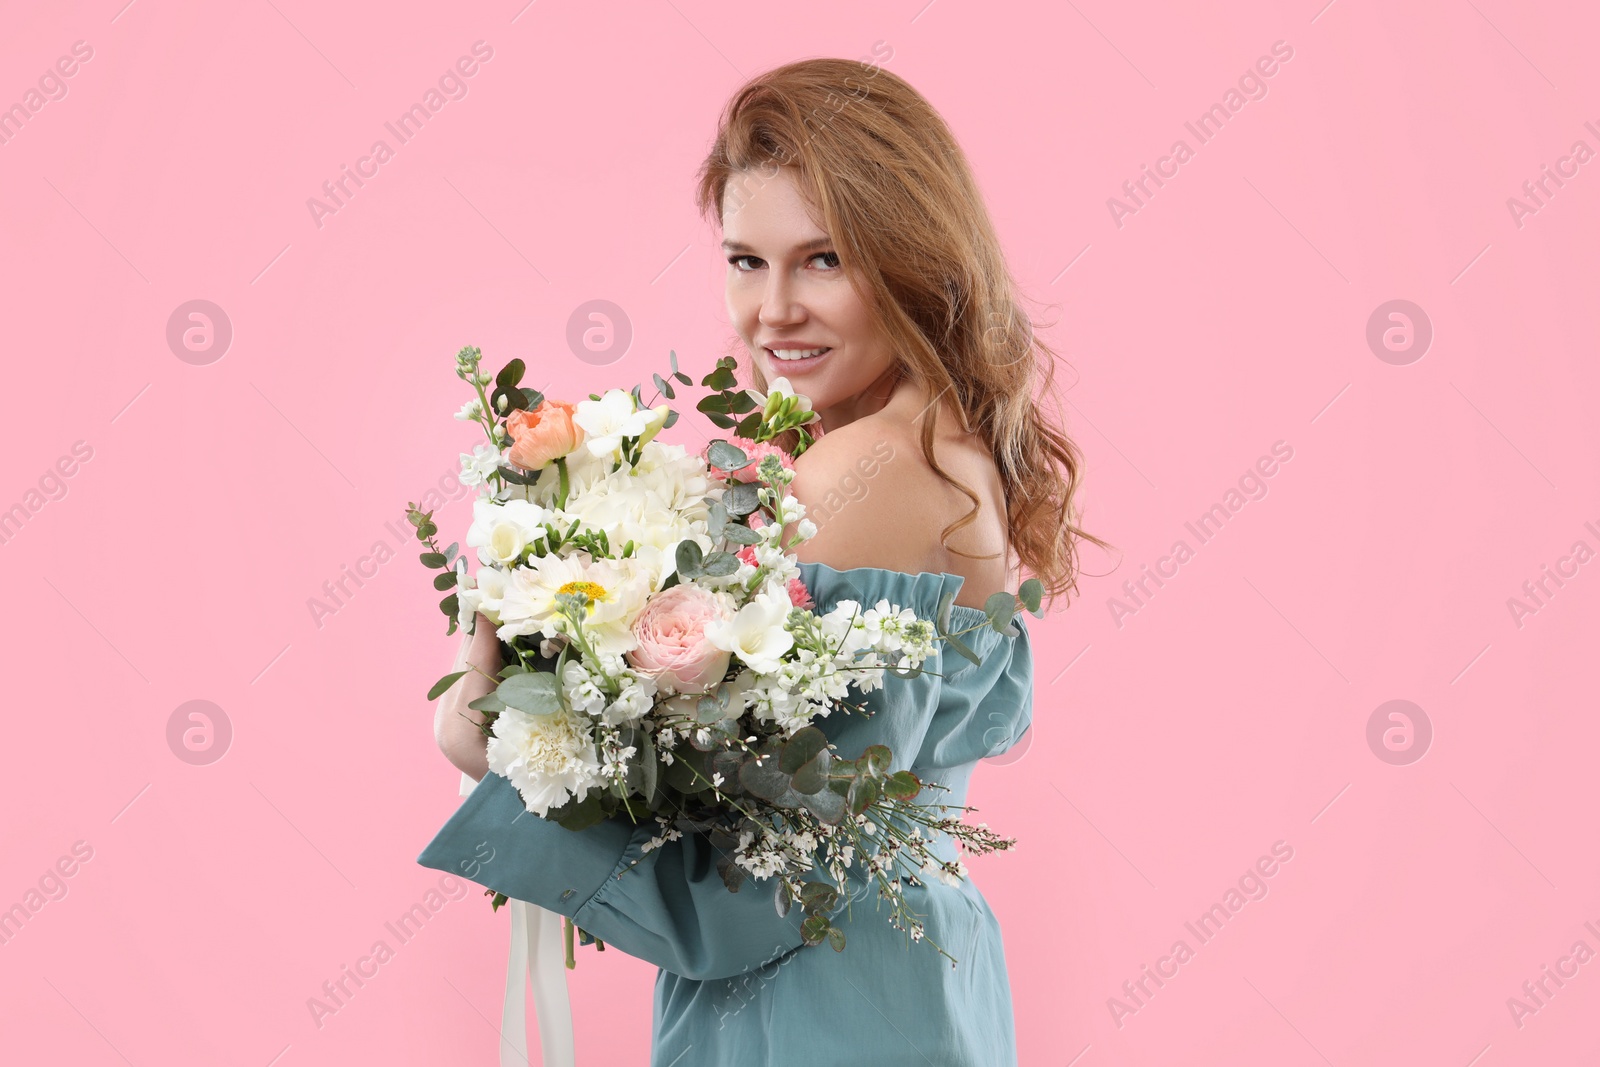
[{"left": 758, "top": 276, "right": 804, "bottom": 329}]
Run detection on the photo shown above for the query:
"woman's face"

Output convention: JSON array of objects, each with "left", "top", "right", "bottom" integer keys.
[{"left": 721, "top": 166, "right": 898, "bottom": 423}]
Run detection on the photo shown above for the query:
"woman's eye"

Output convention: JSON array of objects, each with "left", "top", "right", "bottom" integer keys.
[{"left": 727, "top": 252, "right": 838, "bottom": 271}]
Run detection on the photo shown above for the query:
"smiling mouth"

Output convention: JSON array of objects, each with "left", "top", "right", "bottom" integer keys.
[{"left": 764, "top": 346, "right": 832, "bottom": 363}]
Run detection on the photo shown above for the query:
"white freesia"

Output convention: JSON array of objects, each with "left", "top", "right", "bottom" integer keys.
[
  {"left": 465, "top": 498, "right": 553, "bottom": 566},
  {"left": 573, "top": 389, "right": 654, "bottom": 458},
  {"left": 757, "top": 376, "right": 814, "bottom": 416},
  {"left": 486, "top": 706, "right": 603, "bottom": 817},
  {"left": 458, "top": 442, "right": 502, "bottom": 487},
  {"left": 704, "top": 588, "right": 796, "bottom": 674}
]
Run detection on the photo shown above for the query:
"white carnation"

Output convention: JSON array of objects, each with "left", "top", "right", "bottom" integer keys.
[{"left": 486, "top": 707, "right": 603, "bottom": 817}]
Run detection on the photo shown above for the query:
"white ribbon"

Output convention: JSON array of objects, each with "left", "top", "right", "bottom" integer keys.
[
  {"left": 458, "top": 772, "right": 578, "bottom": 1067},
  {"left": 443, "top": 629, "right": 577, "bottom": 1066}
]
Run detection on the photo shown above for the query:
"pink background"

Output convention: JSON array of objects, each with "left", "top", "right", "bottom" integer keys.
[{"left": 3, "top": 0, "right": 1597, "bottom": 1064}]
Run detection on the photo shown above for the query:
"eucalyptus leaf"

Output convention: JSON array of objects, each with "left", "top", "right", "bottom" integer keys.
[
  {"left": 700, "top": 551, "right": 740, "bottom": 577},
  {"left": 790, "top": 749, "right": 832, "bottom": 794},
  {"left": 467, "top": 691, "right": 506, "bottom": 713},
  {"left": 799, "top": 787, "right": 847, "bottom": 824},
  {"left": 883, "top": 770, "right": 922, "bottom": 801},
  {"left": 1019, "top": 577, "right": 1043, "bottom": 613},
  {"left": 707, "top": 440, "right": 750, "bottom": 473},
  {"left": 427, "top": 670, "right": 467, "bottom": 700},
  {"left": 800, "top": 914, "right": 830, "bottom": 945},
  {"left": 859, "top": 745, "right": 893, "bottom": 778},
  {"left": 720, "top": 523, "right": 761, "bottom": 546},
  {"left": 495, "top": 672, "right": 563, "bottom": 715},
  {"left": 780, "top": 727, "right": 828, "bottom": 773},
  {"left": 716, "top": 853, "right": 747, "bottom": 893},
  {"left": 846, "top": 774, "right": 881, "bottom": 816},
  {"left": 774, "top": 879, "right": 792, "bottom": 918},
  {"left": 724, "top": 481, "right": 760, "bottom": 517},
  {"left": 675, "top": 540, "right": 704, "bottom": 579},
  {"left": 710, "top": 749, "right": 744, "bottom": 789},
  {"left": 943, "top": 628, "right": 981, "bottom": 666},
  {"left": 738, "top": 756, "right": 793, "bottom": 801},
  {"left": 984, "top": 591, "right": 1020, "bottom": 636}
]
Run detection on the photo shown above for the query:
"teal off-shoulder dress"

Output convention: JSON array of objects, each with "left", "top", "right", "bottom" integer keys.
[{"left": 417, "top": 561, "right": 1035, "bottom": 1066}]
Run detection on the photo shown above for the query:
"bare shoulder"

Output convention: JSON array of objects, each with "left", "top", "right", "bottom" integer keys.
[
  {"left": 787, "top": 395, "right": 1010, "bottom": 596},
  {"left": 786, "top": 416, "right": 929, "bottom": 572}
]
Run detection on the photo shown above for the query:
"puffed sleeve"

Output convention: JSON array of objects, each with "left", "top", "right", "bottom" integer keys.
[{"left": 417, "top": 770, "right": 806, "bottom": 980}]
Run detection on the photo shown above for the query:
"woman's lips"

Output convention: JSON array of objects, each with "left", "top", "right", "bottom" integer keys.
[{"left": 763, "top": 346, "right": 832, "bottom": 372}]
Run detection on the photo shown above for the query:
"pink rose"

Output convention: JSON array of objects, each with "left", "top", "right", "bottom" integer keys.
[
  {"left": 704, "top": 437, "right": 795, "bottom": 484},
  {"left": 626, "top": 585, "right": 732, "bottom": 694}
]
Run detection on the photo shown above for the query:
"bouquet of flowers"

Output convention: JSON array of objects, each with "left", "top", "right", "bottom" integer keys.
[{"left": 409, "top": 346, "right": 1040, "bottom": 963}]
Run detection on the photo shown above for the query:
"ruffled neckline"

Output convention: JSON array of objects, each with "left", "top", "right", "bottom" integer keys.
[{"left": 794, "top": 560, "right": 1030, "bottom": 639}]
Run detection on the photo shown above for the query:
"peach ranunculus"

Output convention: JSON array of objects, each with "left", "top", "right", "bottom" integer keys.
[
  {"left": 506, "top": 400, "right": 584, "bottom": 471},
  {"left": 625, "top": 584, "right": 733, "bottom": 695},
  {"left": 704, "top": 436, "right": 795, "bottom": 484}
]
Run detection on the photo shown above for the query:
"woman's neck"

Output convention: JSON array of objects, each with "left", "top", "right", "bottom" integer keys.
[{"left": 815, "top": 364, "right": 909, "bottom": 434}]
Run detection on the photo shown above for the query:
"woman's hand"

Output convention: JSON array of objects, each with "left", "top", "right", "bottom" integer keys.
[{"left": 433, "top": 613, "right": 503, "bottom": 782}]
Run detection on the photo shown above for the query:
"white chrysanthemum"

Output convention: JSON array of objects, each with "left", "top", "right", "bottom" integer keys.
[
  {"left": 466, "top": 498, "right": 553, "bottom": 566},
  {"left": 487, "top": 707, "right": 602, "bottom": 817},
  {"left": 502, "top": 553, "right": 652, "bottom": 654},
  {"left": 459, "top": 442, "right": 503, "bottom": 487}
]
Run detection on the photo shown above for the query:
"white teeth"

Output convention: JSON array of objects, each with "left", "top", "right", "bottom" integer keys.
[{"left": 769, "top": 347, "right": 829, "bottom": 361}]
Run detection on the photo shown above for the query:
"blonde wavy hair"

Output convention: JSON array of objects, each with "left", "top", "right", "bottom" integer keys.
[{"left": 694, "top": 56, "right": 1110, "bottom": 609}]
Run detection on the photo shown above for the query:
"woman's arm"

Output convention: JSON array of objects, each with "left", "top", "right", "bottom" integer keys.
[{"left": 433, "top": 613, "right": 502, "bottom": 782}]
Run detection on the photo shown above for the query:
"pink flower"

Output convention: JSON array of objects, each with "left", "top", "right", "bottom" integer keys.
[
  {"left": 786, "top": 578, "right": 814, "bottom": 610},
  {"left": 625, "top": 585, "right": 733, "bottom": 694},
  {"left": 705, "top": 437, "right": 795, "bottom": 484}
]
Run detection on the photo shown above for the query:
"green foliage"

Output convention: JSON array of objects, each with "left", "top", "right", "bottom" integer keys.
[{"left": 427, "top": 671, "right": 468, "bottom": 701}]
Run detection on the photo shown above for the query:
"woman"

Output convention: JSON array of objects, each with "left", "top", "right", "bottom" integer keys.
[{"left": 423, "top": 57, "right": 1104, "bottom": 1065}]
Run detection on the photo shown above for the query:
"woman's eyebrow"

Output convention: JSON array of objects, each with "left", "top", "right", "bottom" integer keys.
[{"left": 721, "top": 236, "right": 833, "bottom": 254}]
